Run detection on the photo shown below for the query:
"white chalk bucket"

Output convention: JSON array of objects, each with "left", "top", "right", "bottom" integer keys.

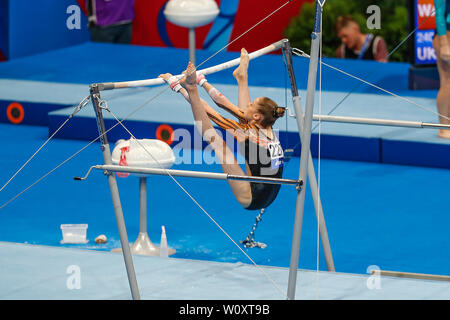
[{"left": 111, "top": 138, "right": 175, "bottom": 177}]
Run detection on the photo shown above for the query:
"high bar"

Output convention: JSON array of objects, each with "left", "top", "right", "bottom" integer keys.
[
  {"left": 312, "top": 114, "right": 450, "bottom": 130},
  {"left": 93, "top": 39, "right": 286, "bottom": 91},
  {"left": 89, "top": 164, "right": 302, "bottom": 187}
]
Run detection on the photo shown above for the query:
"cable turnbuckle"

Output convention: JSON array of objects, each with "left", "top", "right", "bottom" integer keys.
[{"left": 70, "top": 95, "right": 91, "bottom": 118}]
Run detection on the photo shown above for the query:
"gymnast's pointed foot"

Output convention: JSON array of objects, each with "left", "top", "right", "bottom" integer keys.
[
  {"left": 438, "top": 129, "right": 450, "bottom": 139},
  {"left": 233, "top": 48, "right": 249, "bottom": 80},
  {"left": 182, "top": 62, "right": 197, "bottom": 91}
]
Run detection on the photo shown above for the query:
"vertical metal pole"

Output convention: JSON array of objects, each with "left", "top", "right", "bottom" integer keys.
[
  {"left": 282, "top": 40, "right": 335, "bottom": 272},
  {"left": 139, "top": 177, "right": 147, "bottom": 234},
  {"left": 286, "top": 1, "right": 323, "bottom": 300},
  {"left": 189, "top": 28, "right": 196, "bottom": 65},
  {"left": 90, "top": 84, "right": 141, "bottom": 300}
]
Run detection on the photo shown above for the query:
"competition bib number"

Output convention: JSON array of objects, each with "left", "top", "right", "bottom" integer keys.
[
  {"left": 269, "top": 142, "right": 284, "bottom": 159},
  {"left": 268, "top": 142, "right": 284, "bottom": 169}
]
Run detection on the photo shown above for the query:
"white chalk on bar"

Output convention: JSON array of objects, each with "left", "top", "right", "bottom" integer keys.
[{"left": 99, "top": 39, "right": 286, "bottom": 90}]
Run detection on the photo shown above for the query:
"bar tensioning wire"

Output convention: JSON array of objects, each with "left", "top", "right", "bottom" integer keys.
[
  {"left": 104, "top": 106, "right": 289, "bottom": 299},
  {"left": 0, "top": 38, "right": 287, "bottom": 210},
  {"left": 0, "top": 0, "right": 298, "bottom": 197},
  {"left": 0, "top": 1, "right": 300, "bottom": 298},
  {"left": 0, "top": 86, "right": 171, "bottom": 210},
  {"left": 0, "top": 95, "right": 91, "bottom": 193},
  {"left": 310, "top": 7, "right": 440, "bottom": 130}
]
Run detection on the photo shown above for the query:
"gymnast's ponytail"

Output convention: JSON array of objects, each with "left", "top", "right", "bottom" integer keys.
[{"left": 273, "top": 106, "right": 286, "bottom": 119}]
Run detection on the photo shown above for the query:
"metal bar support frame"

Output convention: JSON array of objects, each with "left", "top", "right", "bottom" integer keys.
[
  {"left": 282, "top": 38, "right": 335, "bottom": 272},
  {"left": 88, "top": 8, "right": 332, "bottom": 297},
  {"left": 89, "top": 83, "right": 141, "bottom": 300},
  {"left": 283, "top": 0, "right": 333, "bottom": 300}
]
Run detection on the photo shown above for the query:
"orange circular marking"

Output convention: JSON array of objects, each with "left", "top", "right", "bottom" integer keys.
[
  {"left": 7, "top": 102, "right": 25, "bottom": 124},
  {"left": 156, "top": 124, "right": 174, "bottom": 145}
]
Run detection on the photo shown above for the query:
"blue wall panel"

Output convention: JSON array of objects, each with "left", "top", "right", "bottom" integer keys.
[
  {"left": 0, "top": 0, "right": 9, "bottom": 60},
  {"left": 8, "top": 0, "right": 89, "bottom": 59},
  {"left": 382, "top": 139, "right": 450, "bottom": 169}
]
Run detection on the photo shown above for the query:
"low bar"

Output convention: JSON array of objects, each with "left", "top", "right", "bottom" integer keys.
[
  {"left": 95, "top": 39, "right": 285, "bottom": 91},
  {"left": 312, "top": 114, "right": 450, "bottom": 130},
  {"left": 371, "top": 270, "right": 450, "bottom": 282},
  {"left": 95, "top": 165, "right": 302, "bottom": 187}
]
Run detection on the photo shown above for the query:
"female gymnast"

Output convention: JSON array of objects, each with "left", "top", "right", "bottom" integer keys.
[
  {"left": 159, "top": 49, "right": 286, "bottom": 210},
  {"left": 433, "top": 0, "right": 450, "bottom": 139}
]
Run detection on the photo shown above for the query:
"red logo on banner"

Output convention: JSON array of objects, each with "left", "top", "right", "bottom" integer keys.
[
  {"left": 417, "top": 0, "right": 436, "bottom": 30},
  {"left": 117, "top": 146, "right": 130, "bottom": 178}
]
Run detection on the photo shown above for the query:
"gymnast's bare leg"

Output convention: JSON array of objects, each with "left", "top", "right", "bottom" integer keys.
[
  {"left": 198, "top": 49, "right": 253, "bottom": 175},
  {"left": 199, "top": 48, "right": 251, "bottom": 114},
  {"left": 233, "top": 48, "right": 251, "bottom": 110},
  {"left": 433, "top": 31, "right": 450, "bottom": 139},
  {"left": 160, "top": 64, "right": 252, "bottom": 207}
]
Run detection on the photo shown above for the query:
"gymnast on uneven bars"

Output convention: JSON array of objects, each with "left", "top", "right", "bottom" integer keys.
[{"left": 159, "top": 49, "right": 287, "bottom": 210}]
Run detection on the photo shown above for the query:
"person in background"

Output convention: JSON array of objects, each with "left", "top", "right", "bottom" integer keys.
[
  {"left": 433, "top": 0, "right": 450, "bottom": 139},
  {"left": 335, "top": 15, "right": 388, "bottom": 62},
  {"left": 86, "top": 0, "right": 135, "bottom": 44}
]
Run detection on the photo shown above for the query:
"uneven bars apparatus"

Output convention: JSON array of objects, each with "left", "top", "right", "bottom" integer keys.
[
  {"left": 78, "top": 165, "right": 303, "bottom": 187},
  {"left": 88, "top": 33, "right": 334, "bottom": 299},
  {"left": 311, "top": 115, "right": 450, "bottom": 130},
  {"left": 291, "top": 47, "right": 450, "bottom": 131}
]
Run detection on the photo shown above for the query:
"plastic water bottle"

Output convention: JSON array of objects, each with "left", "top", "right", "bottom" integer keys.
[{"left": 159, "top": 226, "right": 169, "bottom": 258}]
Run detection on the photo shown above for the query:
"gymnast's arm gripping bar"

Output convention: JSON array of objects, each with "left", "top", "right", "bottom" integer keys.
[
  {"left": 93, "top": 39, "right": 287, "bottom": 91},
  {"left": 82, "top": 164, "right": 302, "bottom": 187}
]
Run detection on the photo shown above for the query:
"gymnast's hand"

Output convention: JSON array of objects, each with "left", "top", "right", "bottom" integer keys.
[
  {"left": 158, "top": 73, "right": 172, "bottom": 81},
  {"left": 159, "top": 72, "right": 184, "bottom": 92}
]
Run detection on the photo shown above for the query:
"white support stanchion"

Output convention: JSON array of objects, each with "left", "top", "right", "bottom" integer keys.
[
  {"left": 282, "top": 38, "right": 335, "bottom": 275},
  {"left": 287, "top": 1, "right": 324, "bottom": 300},
  {"left": 111, "top": 177, "right": 176, "bottom": 256}
]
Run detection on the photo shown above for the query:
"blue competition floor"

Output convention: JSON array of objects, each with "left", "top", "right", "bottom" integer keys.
[
  {"left": 0, "top": 42, "right": 449, "bottom": 299},
  {"left": 46, "top": 83, "right": 450, "bottom": 168},
  {"left": 1, "top": 42, "right": 448, "bottom": 169},
  {"left": 0, "top": 123, "right": 449, "bottom": 277}
]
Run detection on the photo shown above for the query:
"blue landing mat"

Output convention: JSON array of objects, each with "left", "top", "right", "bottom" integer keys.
[
  {"left": 0, "top": 79, "right": 87, "bottom": 126},
  {"left": 0, "top": 42, "right": 439, "bottom": 126},
  {"left": 0, "top": 124, "right": 449, "bottom": 278},
  {"left": 0, "top": 79, "right": 139, "bottom": 126},
  {"left": 0, "top": 42, "right": 439, "bottom": 96},
  {"left": 1, "top": 242, "right": 449, "bottom": 300},
  {"left": 0, "top": 43, "right": 448, "bottom": 166},
  {"left": 47, "top": 84, "right": 450, "bottom": 168}
]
